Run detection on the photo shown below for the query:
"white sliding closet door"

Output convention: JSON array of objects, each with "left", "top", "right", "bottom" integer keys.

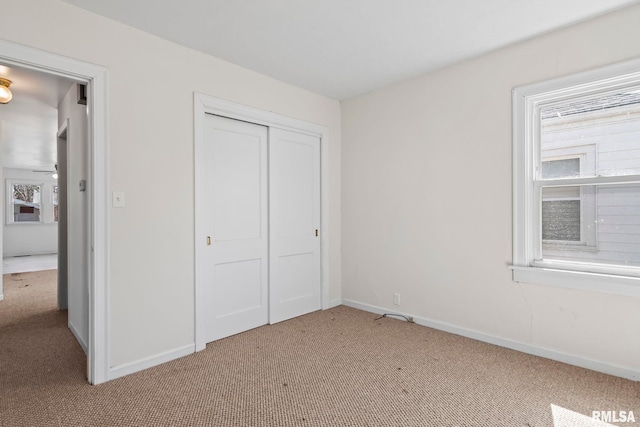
[
  {"left": 202, "top": 114, "right": 269, "bottom": 342},
  {"left": 269, "top": 128, "right": 321, "bottom": 323},
  {"left": 199, "top": 113, "right": 321, "bottom": 344}
]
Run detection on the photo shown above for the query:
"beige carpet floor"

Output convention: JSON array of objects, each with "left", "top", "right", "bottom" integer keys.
[{"left": 0, "top": 270, "right": 638, "bottom": 426}]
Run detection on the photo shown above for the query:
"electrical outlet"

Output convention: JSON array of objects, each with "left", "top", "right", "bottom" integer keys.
[{"left": 393, "top": 293, "right": 400, "bottom": 306}]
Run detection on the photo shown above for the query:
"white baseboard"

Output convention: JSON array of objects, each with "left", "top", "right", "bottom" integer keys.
[
  {"left": 325, "top": 298, "right": 342, "bottom": 309},
  {"left": 109, "top": 344, "right": 195, "bottom": 381},
  {"left": 68, "top": 321, "right": 88, "bottom": 355},
  {"left": 341, "top": 299, "right": 639, "bottom": 382}
]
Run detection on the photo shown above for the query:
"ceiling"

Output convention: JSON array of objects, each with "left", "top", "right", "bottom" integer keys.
[
  {"left": 63, "top": 0, "right": 639, "bottom": 100},
  {"left": 0, "top": 64, "right": 73, "bottom": 170}
]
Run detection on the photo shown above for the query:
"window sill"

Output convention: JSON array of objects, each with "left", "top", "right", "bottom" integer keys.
[
  {"left": 543, "top": 243, "right": 598, "bottom": 253},
  {"left": 510, "top": 265, "right": 640, "bottom": 297}
]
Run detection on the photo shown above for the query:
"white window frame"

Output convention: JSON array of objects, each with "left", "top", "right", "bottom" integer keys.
[
  {"left": 52, "top": 184, "right": 59, "bottom": 223},
  {"left": 6, "top": 180, "right": 45, "bottom": 225},
  {"left": 512, "top": 58, "right": 640, "bottom": 297}
]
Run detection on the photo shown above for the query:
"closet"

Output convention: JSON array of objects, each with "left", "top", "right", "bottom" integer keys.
[{"left": 199, "top": 114, "right": 321, "bottom": 343}]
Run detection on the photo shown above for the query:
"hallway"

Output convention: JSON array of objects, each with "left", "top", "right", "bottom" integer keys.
[
  {"left": 0, "top": 270, "right": 86, "bottom": 395},
  {"left": 3, "top": 254, "right": 58, "bottom": 275}
]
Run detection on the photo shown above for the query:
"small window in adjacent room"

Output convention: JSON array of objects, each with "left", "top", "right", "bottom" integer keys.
[
  {"left": 12, "top": 184, "right": 42, "bottom": 223},
  {"left": 52, "top": 185, "right": 59, "bottom": 222},
  {"left": 541, "top": 158, "right": 581, "bottom": 243},
  {"left": 512, "top": 58, "right": 640, "bottom": 294}
]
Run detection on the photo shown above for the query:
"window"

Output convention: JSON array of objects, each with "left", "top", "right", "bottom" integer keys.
[
  {"left": 541, "top": 158, "right": 581, "bottom": 242},
  {"left": 12, "top": 183, "right": 42, "bottom": 223},
  {"left": 52, "top": 185, "right": 59, "bottom": 222},
  {"left": 513, "top": 59, "right": 640, "bottom": 295},
  {"left": 6, "top": 179, "right": 58, "bottom": 225}
]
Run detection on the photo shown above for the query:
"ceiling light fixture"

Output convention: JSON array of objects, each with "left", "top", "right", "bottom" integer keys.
[{"left": 0, "top": 78, "right": 12, "bottom": 104}]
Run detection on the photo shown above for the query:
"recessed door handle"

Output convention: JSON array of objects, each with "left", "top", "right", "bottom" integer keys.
[{"left": 207, "top": 236, "right": 211, "bottom": 245}]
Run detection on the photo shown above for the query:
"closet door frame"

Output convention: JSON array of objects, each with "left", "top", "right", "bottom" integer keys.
[{"left": 193, "top": 93, "right": 330, "bottom": 352}]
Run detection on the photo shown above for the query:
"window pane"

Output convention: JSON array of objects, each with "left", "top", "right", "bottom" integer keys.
[
  {"left": 540, "top": 90, "right": 640, "bottom": 178},
  {"left": 52, "top": 185, "right": 59, "bottom": 222},
  {"left": 542, "top": 183, "right": 640, "bottom": 268},
  {"left": 12, "top": 184, "right": 41, "bottom": 222},
  {"left": 542, "top": 199, "right": 580, "bottom": 241},
  {"left": 541, "top": 158, "right": 580, "bottom": 179}
]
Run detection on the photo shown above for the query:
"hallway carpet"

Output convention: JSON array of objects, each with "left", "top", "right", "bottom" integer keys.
[{"left": 1, "top": 270, "right": 638, "bottom": 426}]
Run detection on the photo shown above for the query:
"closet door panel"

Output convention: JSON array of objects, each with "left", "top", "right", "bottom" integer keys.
[
  {"left": 202, "top": 114, "right": 269, "bottom": 342},
  {"left": 269, "top": 128, "right": 321, "bottom": 323}
]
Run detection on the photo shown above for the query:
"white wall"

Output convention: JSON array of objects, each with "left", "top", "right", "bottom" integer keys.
[
  {"left": 3, "top": 168, "right": 58, "bottom": 257},
  {"left": 0, "top": 0, "right": 341, "bottom": 370},
  {"left": 0, "top": 123, "right": 3, "bottom": 300},
  {"left": 342, "top": 5, "right": 640, "bottom": 376},
  {"left": 58, "top": 84, "right": 88, "bottom": 351}
]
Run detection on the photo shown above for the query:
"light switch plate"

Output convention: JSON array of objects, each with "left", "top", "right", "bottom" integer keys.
[{"left": 112, "top": 191, "right": 125, "bottom": 208}]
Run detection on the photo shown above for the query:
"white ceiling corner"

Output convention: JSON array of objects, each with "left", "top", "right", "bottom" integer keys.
[{"left": 62, "top": 0, "right": 639, "bottom": 100}]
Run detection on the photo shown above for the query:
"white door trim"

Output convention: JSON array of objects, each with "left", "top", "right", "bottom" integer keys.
[
  {"left": 194, "top": 93, "right": 330, "bottom": 351},
  {"left": 0, "top": 39, "right": 109, "bottom": 384}
]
